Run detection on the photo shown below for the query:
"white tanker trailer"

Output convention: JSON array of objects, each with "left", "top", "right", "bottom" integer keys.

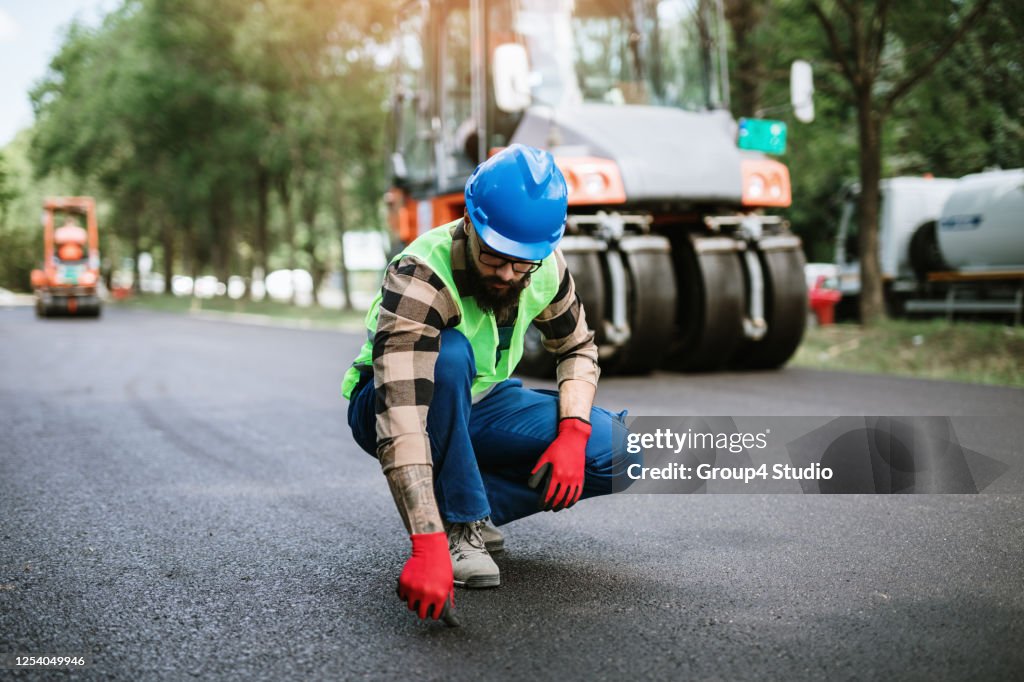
[
  {"left": 938, "top": 169, "right": 1024, "bottom": 272},
  {"left": 835, "top": 168, "right": 1024, "bottom": 321}
]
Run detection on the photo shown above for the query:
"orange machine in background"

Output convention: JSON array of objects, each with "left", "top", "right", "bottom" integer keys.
[{"left": 30, "top": 197, "right": 102, "bottom": 318}]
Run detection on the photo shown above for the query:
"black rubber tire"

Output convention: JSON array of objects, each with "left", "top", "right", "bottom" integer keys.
[
  {"left": 908, "top": 221, "right": 948, "bottom": 281},
  {"left": 664, "top": 236, "right": 746, "bottom": 371},
  {"left": 883, "top": 283, "right": 906, "bottom": 318},
  {"left": 611, "top": 237, "right": 677, "bottom": 374},
  {"left": 733, "top": 246, "right": 808, "bottom": 370},
  {"left": 834, "top": 294, "right": 860, "bottom": 322},
  {"left": 564, "top": 249, "right": 606, "bottom": 345},
  {"left": 515, "top": 246, "right": 606, "bottom": 380}
]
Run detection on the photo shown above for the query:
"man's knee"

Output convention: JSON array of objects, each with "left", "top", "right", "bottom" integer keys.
[
  {"left": 434, "top": 328, "right": 475, "bottom": 392},
  {"left": 583, "top": 406, "right": 635, "bottom": 494},
  {"left": 347, "top": 376, "right": 379, "bottom": 457}
]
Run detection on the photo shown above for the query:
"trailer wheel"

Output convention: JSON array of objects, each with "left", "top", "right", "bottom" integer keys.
[
  {"left": 733, "top": 245, "right": 807, "bottom": 370},
  {"left": 909, "top": 221, "right": 948, "bottom": 281},
  {"left": 664, "top": 236, "right": 746, "bottom": 371},
  {"left": 883, "top": 283, "right": 907, "bottom": 318},
  {"left": 515, "top": 242, "right": 606, "bottom": 379},
  {"left": 35, "top": 299, "right": 47, "bottom": 318},
  {"left": 611, "top": 236, "right": 676, "bottom": 373}
]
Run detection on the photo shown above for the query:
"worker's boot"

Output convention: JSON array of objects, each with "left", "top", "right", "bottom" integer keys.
[
  {"left": 479, "top": 519, "right": 505, "bottom": 555},
  {"left": 447, "top": 519, "right": 500, "bottom": 588}
]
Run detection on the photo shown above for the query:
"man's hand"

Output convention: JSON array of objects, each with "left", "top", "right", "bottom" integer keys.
[
  {"left": 397, "top": 532, "right": 456, "bottom": 622},
  {"left": 528, "top": 416, "right": 592, "bottom": 511}
]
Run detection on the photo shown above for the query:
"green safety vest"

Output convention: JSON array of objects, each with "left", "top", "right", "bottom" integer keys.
[{"left": 341, "top": 220, "right": 560, "bottom": 400}]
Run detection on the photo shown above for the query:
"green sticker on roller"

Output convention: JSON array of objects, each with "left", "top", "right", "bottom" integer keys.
[{"left": 737, "top": 118, "right": 787, "bottom": 155}]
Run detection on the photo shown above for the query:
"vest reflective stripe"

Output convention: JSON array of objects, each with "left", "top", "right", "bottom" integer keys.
[{"left": 341, "top": 220, "right": 559, "bottom": 400}]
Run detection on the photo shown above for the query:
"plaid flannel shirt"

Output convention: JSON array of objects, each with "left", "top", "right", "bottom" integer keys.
[{"left": 367, "top": 219, "right": 600, "bottom": 472}]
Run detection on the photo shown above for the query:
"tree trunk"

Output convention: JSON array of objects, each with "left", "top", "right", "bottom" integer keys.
[
  {"left": 131, "top": 199, "right": 143, "bottom": 294},
  {"left": 856, "top": 91, "right": 885, "bottom": 326},
  {"left": 162, "top": 216, "right": 175, "bottom": 297},
  {"left": 253, "top": 168, "right": 270, "bottom": 300},
  {"left": 724, "top": 0, "right": 765, "bottom": 117},
  {"left": 301, "top": 185, "right": 322, "bottom": 306},
  {"left": 219, "top": 199, "right": 234, "bottom": 291},
  {"left": 182, "top": 223, "right": 193, "bottom": 282},
  {"left": 182, "top": 220, "right": 199, "bottom": 304},
  {"left": 332, "top": 174, "right": 353, "bottom": 312},
  {"left": 276, "top": 175, "right": 297, "bottom": 305},
  {"left": 238, "top": 200, "right": 251, "bottom": 300},
  {"left": 208, "top": 199, "right": 231, "bottom": 293}
]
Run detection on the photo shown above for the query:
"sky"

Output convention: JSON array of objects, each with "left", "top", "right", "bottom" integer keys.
[{"left": 0, "top": 0, "right": 115, "bottom": 147}]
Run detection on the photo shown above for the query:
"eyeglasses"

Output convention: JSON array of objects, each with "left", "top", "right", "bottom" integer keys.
[{"left": 477, "top": 247, "right": 543, "bottom": 274}]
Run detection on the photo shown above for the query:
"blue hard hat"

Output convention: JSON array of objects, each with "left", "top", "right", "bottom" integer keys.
[{"left": 464, "top": 144, "right": 568, "bottom": 261}]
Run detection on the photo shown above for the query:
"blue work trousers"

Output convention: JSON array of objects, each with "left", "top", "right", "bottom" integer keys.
[{"left": 347, "top": 329, "right": 630, "bottom": 526}]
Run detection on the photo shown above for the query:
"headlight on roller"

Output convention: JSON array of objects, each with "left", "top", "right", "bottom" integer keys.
[
  {"left": 741, "top": 159, "right": 792, "bottom": 208},
  {"left": 581, "top": 172, "right": 608, "bottom": 196},
  {"left": 555, "top": 157, "right": 627, "bottom": 206},
  {"left": 747, "top": 174, "right": 766, "bottom": 200}
]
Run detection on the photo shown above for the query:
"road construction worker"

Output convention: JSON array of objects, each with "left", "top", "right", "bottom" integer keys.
[{"left": 343, "top": 144, "right": 630, "bottom": 622}]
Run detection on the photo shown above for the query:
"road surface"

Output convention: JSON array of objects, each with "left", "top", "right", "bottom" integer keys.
[{"left": 2, "top": 307, "right": 1021, "bottom": 680}]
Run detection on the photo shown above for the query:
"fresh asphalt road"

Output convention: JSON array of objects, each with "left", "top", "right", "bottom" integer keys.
[{"left": 1, "top": 306, "right": 1022, "bottom": 680}]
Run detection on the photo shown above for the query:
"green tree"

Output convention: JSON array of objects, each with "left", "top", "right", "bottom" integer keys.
[
  {"left": 808, "top": 0, "right": 992, "bottom": 324},
  {"left": 0, "top": 130, "right": 94, "bottom": 291},
  {"left": 0, "top": 149, "right": 29, "bottom": 289},
  {"left": 0, "top": 151, "right": 17, "bottom": 227},
  {"left": 890, "top": 0, "right": 1024, "bottom": 176},
  {"left": 29, "top": 0, "right": 393, "bottom": 301},
  {"left": 722, "top": 0, "right": 860, "bottom": 263}
]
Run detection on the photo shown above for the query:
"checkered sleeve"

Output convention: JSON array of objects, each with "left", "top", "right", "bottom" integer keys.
[
  {"left": 532, "top": 249, "right": 601, "bottom": 387},
  {"left": 371, "top": 256, "right": 461, "bottom": 473}
]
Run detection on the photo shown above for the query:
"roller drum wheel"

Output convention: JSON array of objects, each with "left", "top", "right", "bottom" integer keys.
[
  {"left": 664, "top": 236, "right": 746, "bottom": 371},
  {"left": 515, "top": 243, "right": 607, "bottom": 380},
  {"left": 733, "top": 246, "right": 807, "bottom": 370},
  {"left": 611, "top": 236, "right": 676, "bottom": 374},
  {"left": 564, "top": 249, "right": 606, "bottom": 346}
]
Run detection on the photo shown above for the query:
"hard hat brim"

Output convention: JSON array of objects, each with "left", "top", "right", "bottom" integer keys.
[{"left": 473, "top": 220, "right": 563, "bottom": 262}]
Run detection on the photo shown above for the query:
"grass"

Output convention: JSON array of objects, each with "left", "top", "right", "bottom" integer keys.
[{"left": 792, "top": 318, "right": 1024, "bottom": 387}]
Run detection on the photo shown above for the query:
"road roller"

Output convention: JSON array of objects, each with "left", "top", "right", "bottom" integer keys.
[
  {"left": 31, "top": 196, "right": 103, "bottom": 318},
  {"left": 384, "top": 0, "right": 808, "bottom": 373}
]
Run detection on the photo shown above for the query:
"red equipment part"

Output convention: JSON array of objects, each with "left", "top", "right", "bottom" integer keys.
[{"left": 808, "top": 275, "right": 842, "bottom": 326}]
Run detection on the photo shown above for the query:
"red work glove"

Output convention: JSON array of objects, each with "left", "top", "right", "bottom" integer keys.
[
  {"left": 396, "top": 532, "right": 456, "bottom": 623},
  {"left": 528, "top": 416, "right": 592, "bottom": 511}
]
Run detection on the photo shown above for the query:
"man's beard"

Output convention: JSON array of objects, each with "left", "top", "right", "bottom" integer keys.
[{"left": 465, "top": 256, "right": 529, "bottom": 321}]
